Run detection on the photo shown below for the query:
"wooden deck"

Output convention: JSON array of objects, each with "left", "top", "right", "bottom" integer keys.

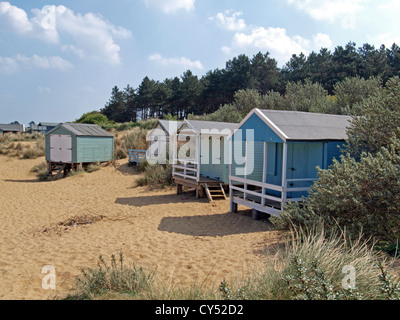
[{"left": 174, "top": 176, "right": 227, "bottom": 201}]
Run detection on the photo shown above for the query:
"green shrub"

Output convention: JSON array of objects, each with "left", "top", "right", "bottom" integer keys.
[
  {"left": 215, "top": 228, "right": 389, "bottom": 300},
  {"left": 30, "top": 162, "right": 49, "bottom": 181},
  {"left": 137, "top": 159, "right": 149, "bottom": 173},
  {"left": 275, "top": 136, "right": 400, "bottom": 242},
  {"left": 85, "top": 162, "right": 101, "bottom": 173},
  {"left": 346, "top": 76, "right": 400, "bottom": 157},
  {"left": 64, "top": 253, "right": 154, "bottom": 300},
  {"left": 22, "top": 146, "right": 45, "bottom": 159},
  {"left": 136, "top": 163, "right": 173, "bottom": 188},
  {"left": 75, "top": 111, "right": 109, "bottom": 125}
]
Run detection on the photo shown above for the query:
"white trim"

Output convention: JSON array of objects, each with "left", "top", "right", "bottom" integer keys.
[
  {"left": 281, "top": 142, "right": 288, "bottom": 207},
  {"left": 262, "top": 142, "right": 268, "bottom": 206},
  {"left": 231, "top": 196, "right": 281, "bottom": 217},
  {"left": 255, "top": 109, "right": 288, "bottom": 141},
  {"left": 227, "top": 108, "right": 288, "bottom": 142},
  {"left": 196, "top": 136, "right": 201, "bottom": 182},
  {"left": 230, "top": 176, "right": 282, "bottom": 192}
]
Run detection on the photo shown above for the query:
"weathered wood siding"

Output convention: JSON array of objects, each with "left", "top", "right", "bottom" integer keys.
[{"left": 76, "top": 137, "right": 114, "bottom": 163}]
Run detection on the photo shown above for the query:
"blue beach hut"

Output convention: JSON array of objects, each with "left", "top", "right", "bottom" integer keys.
[{"left": 229, "top": 109, "right": 352, "bottom": 217}]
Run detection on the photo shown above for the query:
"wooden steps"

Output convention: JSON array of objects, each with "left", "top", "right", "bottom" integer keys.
[
  {"left": 205, "top": 183, "right": 227, "bottom": 202},
  {"left": 46, "top": 163, "right": 67, "bottom": 180}
]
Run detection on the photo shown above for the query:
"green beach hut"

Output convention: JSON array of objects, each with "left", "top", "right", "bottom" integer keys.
[{"left": 45, "top": 123, "right": 114, "bottom": 172}]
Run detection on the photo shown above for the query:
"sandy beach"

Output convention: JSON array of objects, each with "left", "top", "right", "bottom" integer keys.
[{"left": 0, "top": 155, "right": 283, "bottom": 300}]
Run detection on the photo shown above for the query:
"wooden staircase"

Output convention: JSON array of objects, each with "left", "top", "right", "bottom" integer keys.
[
  {"left": 204, "top": 183, "right": 227, "bottom": 202},
  {"left": 46, "top": 163, "right": 67, "bottom": 180}
]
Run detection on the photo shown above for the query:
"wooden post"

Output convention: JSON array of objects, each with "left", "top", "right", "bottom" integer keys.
[
  {"left": 262, "top": 142, "right": 268, "bottom": 207},
  {"left": 281, "top": 143, "right": 288, "bottom": 210},
  {"left": 230, "top": 199, "right": 238, "bottom": 213},
  {"left": 196, "top": 135, "right": 201, "bottom": 182},
  {"left": 197, "top": 185, "right": 204, "bottom": 199},
  {"left": 177, "top": 183, "right": 183, "bottom": 195},
  {"left": 244, "top": 140, "right": 248, "bottom": 200},
  {"left": 252, "top": 209, "right": 260, "bottom": 220}
]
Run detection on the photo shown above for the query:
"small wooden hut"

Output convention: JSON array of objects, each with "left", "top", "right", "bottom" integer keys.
[{"left": 45, "top": 123, "right": 114, "bottom": 178}]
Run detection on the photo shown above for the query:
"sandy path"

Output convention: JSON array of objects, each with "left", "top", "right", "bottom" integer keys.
[{"left": 0, "top": 155, "right": 284, "bottom": 300}]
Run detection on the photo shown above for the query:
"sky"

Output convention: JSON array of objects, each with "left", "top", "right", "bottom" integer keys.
[{"left": 0, "top": 0, "right": 399, "bottom": 126}]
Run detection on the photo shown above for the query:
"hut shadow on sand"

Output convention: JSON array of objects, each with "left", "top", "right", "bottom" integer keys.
[
  {"left": 158, "top": 213, "right": 273, "bottom": 237},
  {"left": 3, "top": 178, "right": 41, "bottom": 183},
  {"left": 115, "top": 192, "right": 202, "bottom": 207}
]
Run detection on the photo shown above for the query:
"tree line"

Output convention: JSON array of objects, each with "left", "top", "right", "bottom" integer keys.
[{"left": 94, "top": 41, "right": 400, "bottom": 123}]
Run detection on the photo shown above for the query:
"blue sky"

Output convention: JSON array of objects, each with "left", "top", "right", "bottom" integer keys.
[{"left": 1, "top": 0, "right": 399, "bottom": 126}]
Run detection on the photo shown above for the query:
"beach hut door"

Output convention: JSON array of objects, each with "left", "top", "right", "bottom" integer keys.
[{"left": 50, "top": 134, "right": 72, "bottom": 163}]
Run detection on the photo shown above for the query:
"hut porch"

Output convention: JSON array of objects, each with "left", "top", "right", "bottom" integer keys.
[{"left": 229, "top": 141, "right": 318, "bottom": 217}]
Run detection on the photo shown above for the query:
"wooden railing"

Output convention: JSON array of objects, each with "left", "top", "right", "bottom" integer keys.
[
  {"left": 128, "top": 149, "right": 147, "bottom": 164},
  {"left": 172, "top": 159, "right": 199, "bottom": 181},
  {"left": 229, "top": 176, "right": 317, "bottom": 209},
  {"left": 285, "top": 178, "right": 318, "bottom": 202}
]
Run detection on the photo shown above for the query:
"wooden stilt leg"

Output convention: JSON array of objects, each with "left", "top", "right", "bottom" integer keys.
[
  {"left": 177, "top": 184, "right": 183, "bottom": 195},
  {"left": 252, "top": 209, "right": 260, "bottom": 220}
]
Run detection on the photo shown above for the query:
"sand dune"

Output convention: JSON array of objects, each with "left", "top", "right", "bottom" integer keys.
[{"left": 0, "top": 155, "right": 284, "bottom": 300}]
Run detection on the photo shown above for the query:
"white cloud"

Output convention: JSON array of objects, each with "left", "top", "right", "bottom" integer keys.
[
  {"left": 0, "top": 2, "right": 132, "bottom": 65},
  {"left": 224, "top": 27, "right": 308, "bottom": 64},
  {"left": 0, "top": 54, "right": 73, "bottom": 74},
  {"left": 209, "top": 10, "right": 246, "bottom": 31},
  {"left": 38, "top": 86, "right": 51, "bottom": 94},
  {"left": 286, "top": 0, "right": 367, "bottom": 29},
  {"left": 0, "top": 56, "right": 19, "bottom": 74},
  {"left": 148, "top": 53, "right": 203, "bottom": 70},
  {"left": 0, "top": 2, "right": 32, "bottom": 34},
  {"left": 61, "top": 45, "right": 85, "bottom": 58},
  {"left": 143, "top": 0, "right": 195, "bottom": 14},
  {"left": 222, "top": 26, "right": 333, "bottom": 65},
  {"left": 374, "top": 1, "right": 400, "bottom": 47},
  {"left": 313, "top": 33, "right": 333, "bottom": 50}
]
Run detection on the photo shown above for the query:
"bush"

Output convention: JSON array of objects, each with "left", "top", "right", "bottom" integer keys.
[
  {"left": 64, "top": 253, "right": 154, "bottom": 300},
  {"left": 276, "top": 136, "right": 400, "bottom": 242},
  {"left": 84, "top": 162, "right": 101, "bottom": 173},
  {"left": 22, "top": 144, "right": 45, "bottom": 159},
  {"left": 137, "top": 159, "right": 149, "bottom": 173},
  {"left": 113, "top": 127, "right": 150, "bottom": 160},
  {"left": 136, "top": 163, "right": 173, "bottom": 188},
  {"left": 63, "top": 228, "right": 400, "bottom": 300},
  {"left": 30, "top": 162, "right": 49, "bottom": 181},
  {"left": 346, "top": 76, "right": 400, "bottom": 157},
  {"left": 333, "top": 76, "right": 382, "bottom": 115},
  {"left": 75, "top": 111, "right": 109, "bottom": 125}
]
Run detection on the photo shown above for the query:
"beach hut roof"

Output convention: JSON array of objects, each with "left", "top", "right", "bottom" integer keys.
[
  {"left": 157, "top": 120, "right": 183, "bottom": 135},
  {"left": 236, "top": 109, "right": 352, "bottom": 142},
  {"left": 47, "top": 123, "right": 113, "bottom": 137},
  {"left": 180, "top": 120, "right": 238, "bottom": 135},
  {"left": 0, "top": 124, "right": 24, "bottom": 133},
  {"left": 38, "top": 122, "right": 61, "bottom": 127}
]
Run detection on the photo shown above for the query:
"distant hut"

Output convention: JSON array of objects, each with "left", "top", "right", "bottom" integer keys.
[
  {"left": 38, "top": 122, "right": 61, "bottom": 134},
  {"left": 45, "top": 123, "right": 114, "bottom": 177},
  {"left": 146, "top": 120, "right": 183, "bottom": 164},
  {"left": 0, "top": 124, "right": 25, "bottom": 135}
]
